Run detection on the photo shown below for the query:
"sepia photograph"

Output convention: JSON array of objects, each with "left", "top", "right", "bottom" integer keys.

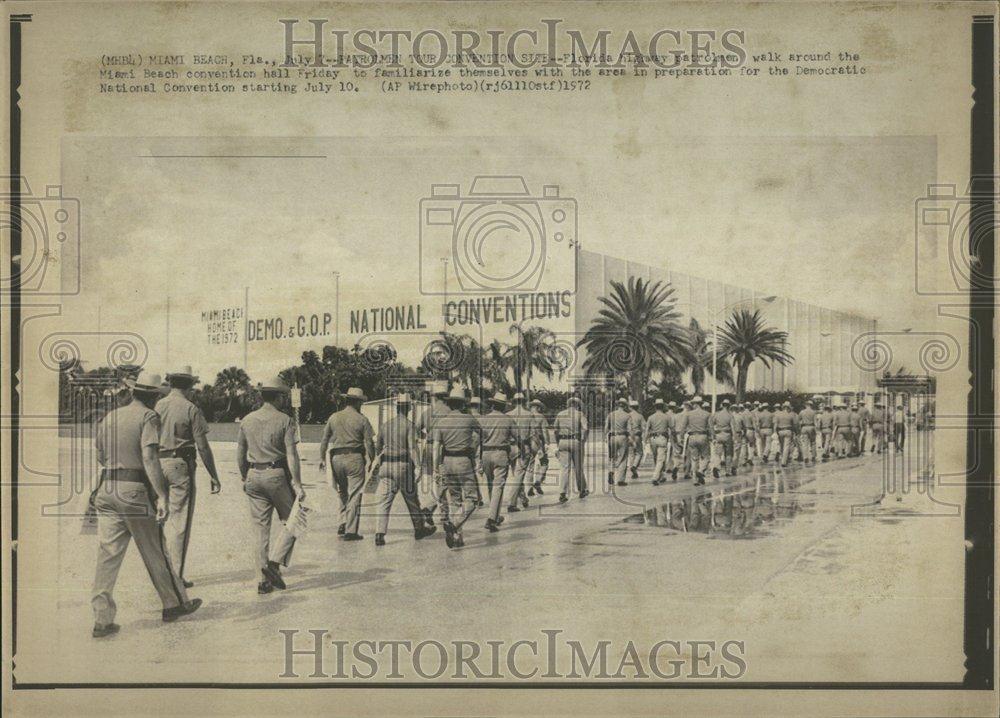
[{"left": 1, "top": 1, "right": 996, "bottom": 716}]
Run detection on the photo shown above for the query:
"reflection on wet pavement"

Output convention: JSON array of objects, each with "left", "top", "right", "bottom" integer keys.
[{"left": 637, "top": 472, "right": 817, "bottom": 538}]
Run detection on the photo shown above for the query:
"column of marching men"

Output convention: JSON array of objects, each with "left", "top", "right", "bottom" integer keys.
[{"left": 86, "top": 368, "right": 895, "bottom": 638}]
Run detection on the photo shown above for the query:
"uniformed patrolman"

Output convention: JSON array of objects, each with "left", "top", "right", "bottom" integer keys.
[
  {"left": 371, "top": 393, "right": 437, "bottom": 547},
  {"left": 416, "top": 381, "right": 450, "bottom": 527},
  {"left": 751, "top": 401, "right": 765, "bottom": 461},
  {"left": 627, "top": 399, "right": 646, "bottom": 479},
  {"left": 797, "top": 400, "right": 818, "bottom": 464},
  {"left": 479, "top": 392, "right": 515, "bottom": 532},
  {"left": 756, "top": 402, "right": 775, "bottom": 463},
  {"left": 318, "top": 387, "right": 375, "bottom": 541},
  {"left": 91, "top": 371, "right": 201, "bottom": 638},
  {"left": 848, "top": 404, "right": 863, "bottom": 456},
  {"left": 432, "top": 387, "right": 482, "bottom": 548},
  {"left": 858, "top": 400, "right": 872, "bottom": 454},
  {"left": 833, "top": 403, "right": 852, "bottom": 458},
  {"left": 555, "top": 392, "right": 589, "bottom": 502},
  {"left": 646, "top": 398, "right": 672, "bottom": 486},
  {"left": 466, "top": 394, "right": 486, "bottom": 507},
  {"left": 731, "top": 403, "right": 748, "bottom": 468},
  {"left": 605, "top": 396, "right": 632, "bottom": 487},
  {"left": 528, "top": 398, "right": 550, "bottom": 493},
  {"left": 869, "top": 400, "right": 885, "bottom": 453},
  {"left": 238, "top": 375, "right": 305, "bottom": 594},
  {"left": 668, "top": 400, "right": 685, "bottom": 480},
  {"left": 684, "top": 397, "right": 711, "bottom": 485},
  {"left": 709, "top": 398, "right": 736, "bottom": 478},
  {"left": 817, "top": 404, "right": 835, "bottom": 460},
  {"left": 773, "top": 401, "right": 797, "bottom": 467},
  {"left": 154, "top": 365, "right": 221, "bottom": 589},
  {"left": 505, "top": 392, "right": 533, "bottom": 511}
]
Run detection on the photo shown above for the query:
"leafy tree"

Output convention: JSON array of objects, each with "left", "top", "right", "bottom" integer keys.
[
  {"left": 717, "top": 308, "right": 794, "bottom": 402},
  {"left": 508, "top": 323, "right": 558, "bottom": 394},
  {"left": 213, "top": 366, "right": 253, "bottom": 420},
  {"left": 577, "top": 276, "right": 691, "bottom": 400}
]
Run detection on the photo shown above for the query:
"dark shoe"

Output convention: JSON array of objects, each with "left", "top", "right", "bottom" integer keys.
[
  {"left": 453, "top": 535, "right": 465, "bottom": 549},
  {"left": 617, "top": 480, "right": 628, "bottom": 486},
  {"left": 263, "top": 564, "right": 286, "bottom": 590},
  {"left": 476, "top": 499, "right": 484, "bottom": 507},
  {"left": 342, "top": 533, "right": 363, "bottom": 542},
  {"left": 559, "top": 493, "right": 568, "bottom": 503},
  {"left": 337, "top": 523, "right": 346, "bottom": 536},
  {"left": 182, "top": 579, "right": 195, "bottom": 589},
  {"left": 375, "top": 533, "right": 386, "bottom": 546},
  {"left": 496, "top": 516, "right": 505, "bottom": 525},
  {"left": 671, "top": 468, "right": 678, "bottom": 481},
  {"left": 508, "top": 505, "right": 521, "bottom": 513},
  {"left": 443, "top": 522, "right": 455, "bottom": 548},
  {"left": 520, "top": 495, "right": 529, "bottom": 509},
  {"left": 533, "top": 482, "right": 544, "bottom": 495},
  {"left": 485, "top": 518, "right": 499, "bottom": 532},
  {"left": 257, "top": 581, "right": 273, "bottom": 595},
  {"left": 422, "top": 508, "right": 435, "bottom": 528},
  {"left": 579, "top": 489, "right": 590, "bottom": 499},
  {"left": 712, "top": 468, "right": 721, "bottom": 479},
  {"left": 92, "top": 622, "right": 120, "bottom": 639},
  {"left": 414, "top": 525, "right": 437, "bottom": 540},
  {"left": 527, "top": 486, "right": 535, "bottom": 497},
  {"left": 162, "top": 598, "right": 202, "bottom": 622},
  {"left": 695, "top": 478, "right": 706, "bottom": 486},
  {"left": 631, "top": 467, "right": 639, "bottom": 479}
]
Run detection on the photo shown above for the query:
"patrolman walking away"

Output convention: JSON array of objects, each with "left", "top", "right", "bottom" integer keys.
[
  {"left": 479, "top": 392, "right": 515, "bottom": 532},
  {"left": 555, "top": 392, "right": 589, "bottom": 502},
  {"left": 319, "top": 387, "right": 376, "bottom": 541},
  {"left": 238, "top": 375, "right": 306, "bottom": 593},
  {"left": 646, "top": 398, "right": 672, "bottom": 486},
  {"left": 91, "top": 371, "right": 202, "bottom": 638},
  {"left": 606, "top": 396, "right": 633, "bottom": 487},
  {"left": 506, "top": 392, "right": 534, "bottom": 511},
  {"left": 371, "top": 393, "right": 437, "bottom": 546},
  {"left": 627, "top": 399, "right": 646, "bottom": 479},
  {"left": 528, "top": 398, "right": 550, "bottom": 493},
  {"left": 432, "top": 387, "right": 482, "bottom": 548},
  {"left": 710, "top": 398, "right": 736, "bottom": 478},
  {"left": 155, "top": 365, "right": 221, "bottom": 588}
]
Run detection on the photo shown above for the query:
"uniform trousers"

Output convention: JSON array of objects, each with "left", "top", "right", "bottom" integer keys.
[
  {"left": 244, "top": 467, "right": 297, "bottom": 569},
  {"left": 331, "top": 450, "right": 366, "bottom": 534},
  {"left": 160, "top": 454, "right": 197, "bottom": 579},
  {"left": 375, "top": 460, "right": 424, "bottom": 534}
]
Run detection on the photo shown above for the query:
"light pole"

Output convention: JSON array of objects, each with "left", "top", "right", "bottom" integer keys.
[
  {"left": 332, "top": 271, "right": 341, "bottom": 347},
  {"left": 440, "top": 257, "right": 449, "bottom": 331}
]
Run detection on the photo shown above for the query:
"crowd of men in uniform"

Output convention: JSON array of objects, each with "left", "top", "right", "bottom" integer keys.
[{"left": 86, "top": 368, "right": 908, "bottom": 638}]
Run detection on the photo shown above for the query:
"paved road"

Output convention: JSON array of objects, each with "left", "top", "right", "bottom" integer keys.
[{"left": 15, "top": 436, "right": 964, "bottom": 685}]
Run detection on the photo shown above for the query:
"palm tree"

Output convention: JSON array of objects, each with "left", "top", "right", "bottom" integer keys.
[
  {"left": 213, "top": 366, "right": 253, "bottom": 419},
  {"left": 424, "top": 332, "right": 482, "bottom": 391},
  {"left": 717, "top": 308, "right": 793, "bottom": 402},
  {"left": 508, "top": 323, "right": 558, "bottom": 394},
  {"left": 687, "top": 317, "right": 734, "bottom": 395},
  {"left": 482, "top": 339, "right": 515, "bottom": 395},
  {"left": 577, "top": 276, "right": 691, "bottom": 400}
]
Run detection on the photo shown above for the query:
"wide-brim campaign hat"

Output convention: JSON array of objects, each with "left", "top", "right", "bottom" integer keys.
[
  {"left": 259, "top": 375, "right": 291, "bottom": 393},
  {"left": 432, "top": 380, "right": 449, "bottom": 397},
  {"left": 340, "top": 387, "right": 367, "bottom": 401},
  {"left": 616, "top": 397, "right": 629, "bottom": 406},
  {"left": 512, "top": 391, "right": 525, "bottom": 401},
  {"left": 567, "top": 393, "right": 582, "bottom": 406},
  {"left": 396, "top": 393, "right": 412, "bottom": 405},
  {"left": 446, "top": 387, "right": 467, "bottom": 402},
  {"left": 470, "top": 396, "right": 482, "bottom": 406},
  {"left": 629, "top": 399, "right": 639, "bottom": 407},
  {"left": 654, "top": 398, "right": 664, "bottom": 405},
  {"left": 722, "top": 398, "right": 731, "bottom": 405},
  {"left": 490, "top": 392, "right": 508, "bottom": 406},
  {"left": 129, "top": 371, "right": 164, "bottom": 395},
  {"left": 165, "top": 365, "right": 199, "bottom": 383},
  {"left": 530, "top": 398, "right": 544, "bottom": 408},
  {"left": 692, "top": 395, "right": 703, "bottom": 403},
  {"left": 667, "top": 401, "right": 677, "bottom": 407}
]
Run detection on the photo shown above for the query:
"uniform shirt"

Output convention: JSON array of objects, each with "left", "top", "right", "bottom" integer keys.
[
  {"left": 155, "top": 388, "right": 210, "bottom": 451},
  {"left": 605, "top": 408, "right": 632, "bottom": 435},
  {"left": 685, "top": 407, "right": 711, "bottom": 433},
  {"left": 322, "top": 406, "right": 374, "bottom": 450},
  {"left": 870, "top": 409, "right": 885, "bottom": 427},
  {"left": 646, "top": 410, "right": 672, "bottom": 437},
  {"left": 530, "top": 410, "right": 550, "bottom": 445},
  {"left": 96, "top": 400, "right": 161, "bottom": 470},
  {"left": 848, "top": 410, "right": 862, "bottom": 428},
  {"left": 238, "top": 402, "right": 297, "bottom": 464},
  {"left": 774, "top": 409, "right": 796, "bottom": 430},
  {"left": 417, "top": 401, "right": 448, "bottom": 441},
  {"left": 432, "top": 412, "right": 481, "bottom": 452},
  {"left": 710, "top": 409, "right": 734, "bottom": 435},
  {"left": 628, "top": 410, "right": 646, "bottom": 436},
  {"left": 894, "top": 409, "right": 905, "bottom": 424},
  {"left": 506, "top": 405, "right": 534, "bottom": 445},
  {"left": 799, "top": 407, "right": 817, "bottom": 427},
  {"left": 834, "top": 409, "right": 852, "bottom": 429},
  {"left": 817, "top": 411, "right": 834, "bottom": 431},
  {"left": 757, "top": 411, "right": 775, "bottom": 429},
  {"left": 554, "top": 406, "right": 588, "bottom": 438},
  {"left": 377, "top": 414, "right": 415, "bottom": 457},
  {"left": 479, "top": 409, "right": 516, "bottom": 448}
]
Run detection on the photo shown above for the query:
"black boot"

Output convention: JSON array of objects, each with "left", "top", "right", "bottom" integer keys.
[
  {"left": 533, "top": 482, "right": 544, "bottom": 495},
  {"left": 671, "top": 467, "right": 678, "bottom": 481},
  {"left": 485, "top": 518, "right": 499, "bottom": 532},
  {"left": 375, "top": 533, "right": 385, "bottom": 546},
  {"left": 712, "top": 467, "right": 720, "bottom": 479},
  {"left": 415, "top": 525, "right": 437, "bottom": 540},
  {"left": 263, "top": 562, "right": 286, "bottom": 590},
  {"left": 422, "top": 508, "right": 435, "bottom": 528},
  {"left": 559, "top": 493, "right": 568, "bottom": 503}
]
